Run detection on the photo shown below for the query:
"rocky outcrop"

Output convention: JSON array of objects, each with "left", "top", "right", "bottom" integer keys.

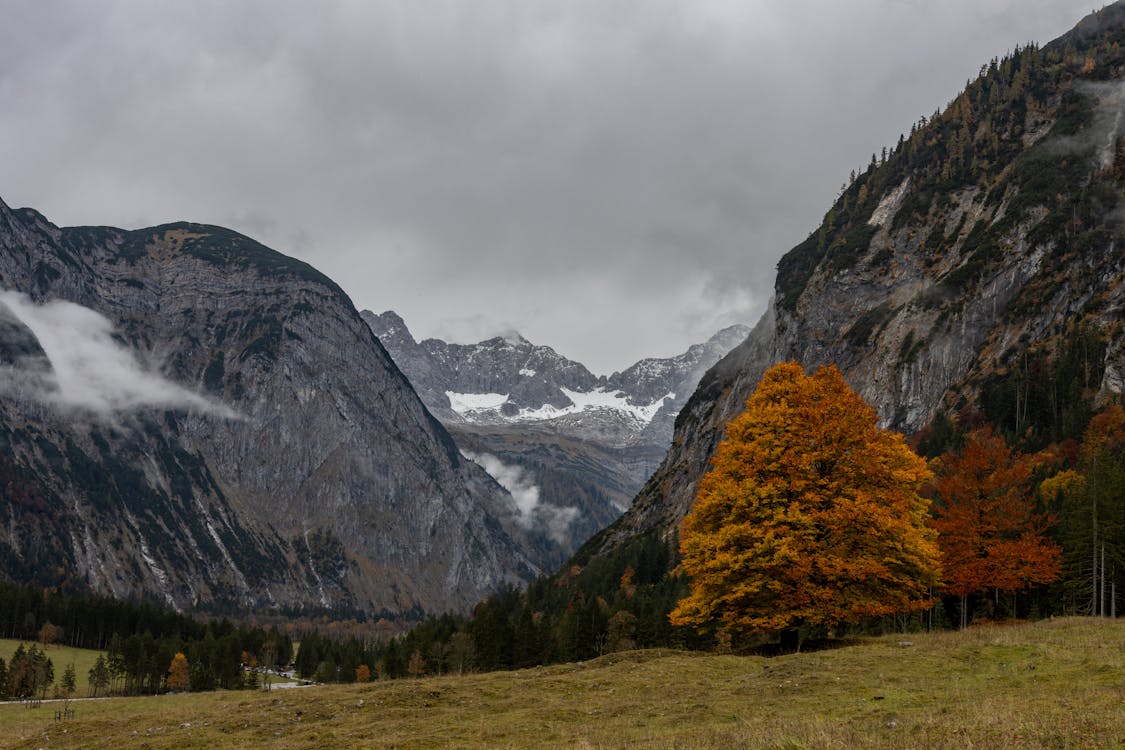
[
  {"left": 0, "top": 200, "right": 541, "bottom": 616},
  {"left": 586, "top": 4, "right": 1125, "bottom": 556}
]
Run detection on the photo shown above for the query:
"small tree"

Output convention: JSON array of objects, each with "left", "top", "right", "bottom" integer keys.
[
  {"left": 166, "top": 653, "right": 190, "bottom": 692},
  {"left": 37, "top": 622, "right": 63, "bottom": 648},
  {"left": 354, "top": 664, "right": 372, "bottom": 683},
  {"left": 406, "top": 649, "right": 426, "bottom": 678},
  {"left": 606, "top": 611, "right": 637, "bottom": 652},
  {"left": 88, "top": 654, "right": 110, "bottom": 697},
  {"left": 260, "top": 640, "right": 278, "bottom": 692},
  {"left": 59, "top": 663, "right": 77, "bottom": 698},
  {"left": 670, "top": 362, "right": 940, "bottom": 646},
  {"left": 445, "top": 632, "right": 475, "bottom": 676}
]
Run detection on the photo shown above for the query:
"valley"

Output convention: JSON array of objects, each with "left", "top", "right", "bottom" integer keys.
[{"left": 1, "top": 3, "right": 1125, "bottom": 746}]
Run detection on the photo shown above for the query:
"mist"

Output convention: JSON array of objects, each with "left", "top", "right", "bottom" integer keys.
[
  {"left": 0, "top": 291, "right": 236, "bottom": 419},
  {"left": 462, "top": 450, "right": 578, "bottom": 545}
]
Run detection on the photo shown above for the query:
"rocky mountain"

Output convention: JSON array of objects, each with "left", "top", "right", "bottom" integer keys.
[
  {"left": 0, "top": 198, "right": 546, "bottom": 617},
  {"left": 362, "top": 310, "right": 749, "bottom": 557},
  {"left": 585, "top": 2, "right": 1125, "bottom": 557},
  {"left": 363, "top": 310, "right": 748, "bottom": 448}
]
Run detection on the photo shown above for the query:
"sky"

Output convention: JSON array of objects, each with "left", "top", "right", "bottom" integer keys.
[{"left": 0, "top": 0, "right": 1100, "bottom": 374}]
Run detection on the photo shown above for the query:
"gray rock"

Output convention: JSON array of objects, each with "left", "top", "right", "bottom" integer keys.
[{"left": 0, "top": 196, "right": 540, "bottom": 616}]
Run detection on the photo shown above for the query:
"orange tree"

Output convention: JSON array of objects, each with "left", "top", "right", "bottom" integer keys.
[
  {"left": 166, "top": 653, "right": 190, "bottom": 692},
  {"left": 670, "top": 362, "right": 940, "bottom": 645},
  {"left": 928, "top": 426, "right": 1061, "bottom": 626}
]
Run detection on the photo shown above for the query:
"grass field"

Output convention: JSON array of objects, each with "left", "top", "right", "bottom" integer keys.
[
  {"left": 0, "top": 639, "right": 105, "bottom": 699},
  {"left": 0, "top": 617, "right": 1122, "bottom": 749}
]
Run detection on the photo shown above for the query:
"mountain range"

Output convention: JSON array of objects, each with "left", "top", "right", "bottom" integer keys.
[{"left": 363, "top": 310, "right": 748, "bottom": 558}]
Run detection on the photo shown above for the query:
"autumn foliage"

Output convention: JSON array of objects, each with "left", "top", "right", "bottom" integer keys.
[
  {"left": 927, "top": 426, "right": 1062, "bottom": 616},
  {"left": 670, "top": 362, "right": 941, "bottom": 637},
  {"left": 166, "top": 653, "right": 190, "bottom": 692}
]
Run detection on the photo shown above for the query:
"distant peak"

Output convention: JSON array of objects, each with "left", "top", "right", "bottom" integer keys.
[
  {"left": 708, "top": 323, "right": 752, "bottom": 343},
  {"left": 375, "top": 309, "right": 407, "bottom": 327},
  {"left": 499, "top": 330, "right": 529, "bottom": 346},
  {"left": 361, "top": 309, "right": 416, "bottom": 346}
]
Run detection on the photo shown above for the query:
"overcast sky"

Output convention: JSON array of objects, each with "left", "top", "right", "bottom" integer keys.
[{"left": 0, "top": 0, "right": 1099, "bottom": 374}]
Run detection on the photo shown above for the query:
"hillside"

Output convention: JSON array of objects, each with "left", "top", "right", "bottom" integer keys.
[
  {"left": 588, "top": 2, "right": 1125, "bottom": 556},
  {"left": 1, "top": 618, "right": 1121, "bottom": 749},
  {"left": 0, "top": 201, "right": 543, "bottom": 617}
]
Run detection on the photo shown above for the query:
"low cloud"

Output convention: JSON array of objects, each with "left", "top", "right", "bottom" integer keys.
[
  {"left": 0, "top": 290, "right": 237, "bottom": 419},
  {"left": 1048, "top": 81, "right": 1125, "bottom": 169},
  {"left": 462, "top": 450, "right": 578, "bottom": 545}
]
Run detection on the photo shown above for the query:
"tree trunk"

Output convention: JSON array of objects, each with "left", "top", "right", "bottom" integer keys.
[{"left": 779, "top": 627, "right": 801, "bottom": 653}]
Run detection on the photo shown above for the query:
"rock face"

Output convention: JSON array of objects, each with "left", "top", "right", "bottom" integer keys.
[
  {"left": 363, "top": 310, "right": 749, "bottom": 558},
  {"left": 587, "top": 4, "right": 1125, "bottom": 556},
  {"left": 0, "top": 201, "right": 542, "bottom": 616}
]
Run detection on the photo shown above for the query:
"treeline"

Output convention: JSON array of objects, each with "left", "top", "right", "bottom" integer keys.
[
  {"left": 293, "top": 533, "right": 710, "bottom": 683},
  {"left": 355, "top": 401, "right": 1124, "bottom": 679},
  {"left": 0, "top": 582, "right": 293, "bottom": 695}
]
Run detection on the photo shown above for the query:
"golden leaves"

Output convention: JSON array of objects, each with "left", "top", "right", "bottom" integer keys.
[{"left": 670, "top": 362, "right": 940, "bottom": 636}]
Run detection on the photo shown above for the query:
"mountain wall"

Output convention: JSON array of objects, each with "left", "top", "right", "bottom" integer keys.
[
  {"left": 587, "top": 2, "right": 1125, "bottom": 556},
  {"left": 0, "top": 200, "right": 542, "bottom": 617}
]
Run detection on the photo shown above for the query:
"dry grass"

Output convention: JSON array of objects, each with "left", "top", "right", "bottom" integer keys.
[{"left": 1, "top": 617, "right": 1123, "bottom": 749}]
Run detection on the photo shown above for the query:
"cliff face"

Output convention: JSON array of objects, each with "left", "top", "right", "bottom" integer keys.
[
  {"left": 0, "top": 202, "right": 540, "bottom": 616},
  {"left": 588, "top": 3, "right": 1125, "bottom": 555}
]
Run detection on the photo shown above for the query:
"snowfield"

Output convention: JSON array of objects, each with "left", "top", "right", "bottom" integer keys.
[{"left": 445, "top": 387, "right": 674, "bottom": 425}]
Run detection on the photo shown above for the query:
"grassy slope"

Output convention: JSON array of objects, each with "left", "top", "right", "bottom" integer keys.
[
  {"left": 1, "top": 618, "right": 1122, "bottom": 749},
  {"left": 0, "top": 640, "right": 104, "bottom": 698}
]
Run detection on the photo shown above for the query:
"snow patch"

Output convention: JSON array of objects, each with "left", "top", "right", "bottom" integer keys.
[
  {"left": 517, "top": 387, "right": 674, "bottom": 425},
  {"left": 518, "top": 368, "right": 537, "bottom": 377},
  {"left": 446, "top": 387, "right": 674, "bottom": 425},
  {"left": 446, "top": 391, "right": 509, "bottom": 414}
]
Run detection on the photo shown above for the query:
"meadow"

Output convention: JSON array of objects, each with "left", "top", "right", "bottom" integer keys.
[
  {"left": 1, "top": 618, "right": 1122, "bottom": 749},
  {"left": 0, "top": 639, "right": 104, "bottom": 698}
]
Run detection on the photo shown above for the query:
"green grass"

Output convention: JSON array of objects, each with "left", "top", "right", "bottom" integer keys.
[
  {"left": 1, "top": 618, "right": 1123, "bottom": 749},
  {"left": 0, "top": 639, "right": 105, "bottom": 698}
]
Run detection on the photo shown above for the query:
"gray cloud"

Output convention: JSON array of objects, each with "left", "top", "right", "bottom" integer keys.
[
  {"left": 462, "top": 450, "right": 577, "bottom": 545},
  {"left": 0, "top": 0, "right": 1096, "bottom": 372},
  {"left": 0, "top": 291, "right": 237, "bottom": 420}
]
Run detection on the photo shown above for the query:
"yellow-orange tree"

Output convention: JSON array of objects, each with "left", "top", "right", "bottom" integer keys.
[
  {"left": 670, "top": 362, "right": 940, "bottom": 639},
  {"left": 166, "top": 653, "right": 190, "bottom": 692}
]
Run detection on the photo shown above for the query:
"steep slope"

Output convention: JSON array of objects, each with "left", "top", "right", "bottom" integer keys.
[
  {"left": 363, "top": 311, "right": 749, "bottom": 558},
  {"left": 0, "top": 200, "right": 541, "bottom": 617},
  {"left": 588, "top": 2, "right": 1125, "bottom": 555}
]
